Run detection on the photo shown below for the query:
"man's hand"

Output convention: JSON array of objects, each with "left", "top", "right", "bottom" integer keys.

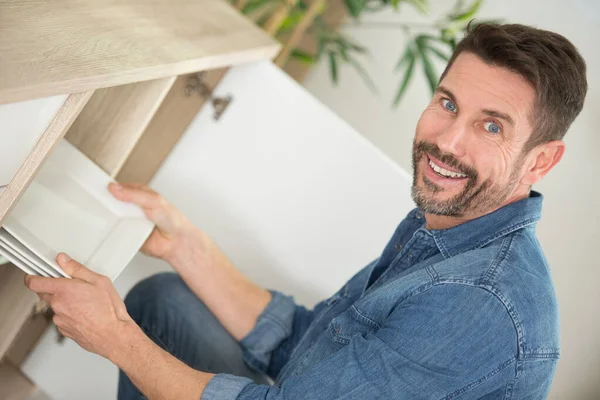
[
  {"left": 108, "top": 183, "right": 209, "bottom": 269},
  {"left": 26, "top": 252, "right": 214, "bottom": 399},
  {"left": 109, "top": 182, "right": 271, "bottom": 342},
  {"left": 25, "top": 253, "right": 134, "bottom": 360}
]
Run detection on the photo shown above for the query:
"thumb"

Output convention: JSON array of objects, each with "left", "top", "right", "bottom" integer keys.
[{"left": 56, "top": 253, "right": 101, "bottom": 283}]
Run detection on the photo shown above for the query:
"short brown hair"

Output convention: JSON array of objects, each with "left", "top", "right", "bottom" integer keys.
[{"left": 440, "top": 23, "right": 588, "bottom": 153}]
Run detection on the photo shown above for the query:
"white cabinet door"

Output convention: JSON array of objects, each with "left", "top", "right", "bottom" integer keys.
[
  {"left": 0, "top": 96, "right": 67, "bottom": 188},
  {"left": 22, "top": 62, "right": 414, "bottom": 400}
]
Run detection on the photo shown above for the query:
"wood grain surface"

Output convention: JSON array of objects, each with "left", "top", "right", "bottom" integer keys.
[
  {"left": 0, "top": 91, "right": 93, "bottom": 225},
  {"left": 0, "top": 266, "right": 38, "bottom": 362},
  {"left": 66, "top": 77, "right": 175, "bottom": 177},
  {"left": 0, "top": 0, "right": 280, "bottom": 104},
  {"left": 0, "top": 360, "right": 37, "bottom": 400},
  {"left": 116, "top": 69, "right": 228, "bottom": 184}
]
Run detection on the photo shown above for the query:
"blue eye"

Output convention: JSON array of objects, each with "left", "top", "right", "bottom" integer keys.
[
  {"left": 442, "top": 98, "right": 457, "bottom": 113},
  {"left": 484, "top": 121, "right": 501, "bottom": 134}
]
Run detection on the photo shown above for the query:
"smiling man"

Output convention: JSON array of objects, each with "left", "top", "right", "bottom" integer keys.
[{"left": 26, "top": 23, "right": 587, "bottom": 399}]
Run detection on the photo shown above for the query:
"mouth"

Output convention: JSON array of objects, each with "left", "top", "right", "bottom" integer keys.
[{"left": 423, "top": 154, "right": 469, "bottom": 184}]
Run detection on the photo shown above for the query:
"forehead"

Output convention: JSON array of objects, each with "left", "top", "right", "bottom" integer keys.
[{"left": 440, "top": 52, "right": 536, "bottom": 129}]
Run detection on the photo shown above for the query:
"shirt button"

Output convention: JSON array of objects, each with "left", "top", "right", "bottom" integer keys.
[
  {"left": 415, "top": 210, "right": 424, "bottom": 219},
  {"left": 395, "top": 243, "right": 403, "bottom": 251}
]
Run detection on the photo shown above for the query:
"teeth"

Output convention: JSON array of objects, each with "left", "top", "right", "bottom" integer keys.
[{"left": 429, "top": 159, "right": 466, "bottom": 178}]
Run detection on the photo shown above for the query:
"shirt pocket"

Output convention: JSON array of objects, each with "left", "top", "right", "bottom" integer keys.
[{"left": 327, "top": 306, "right": 381, "bottom": 345}]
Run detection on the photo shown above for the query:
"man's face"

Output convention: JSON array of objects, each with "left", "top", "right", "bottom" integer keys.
[{"left": 412, "top": 52, "right": 537, "bottom": 218}]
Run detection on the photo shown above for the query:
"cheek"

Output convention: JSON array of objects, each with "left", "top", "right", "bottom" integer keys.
[
  {"left": 473, "top": 142, "right": 513, "bottom": 182},
  {"left": 416, "top": 108, "right": 449, "bottom": 140},
  {"left": 488, "top": 140, "right": 519, "bottom": 178}
]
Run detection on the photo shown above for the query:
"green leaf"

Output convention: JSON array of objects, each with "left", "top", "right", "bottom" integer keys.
[
  {"left": 316, "top": 41, "right": 326, "bottom": 60},
  {"left": 393, "top": 51, "right": 415, "bottom": 105},
  {"left": 395, "top": 43, "right": 416, "bottom": 71},
  {"left": 448, "top": 37, "right": 457, "bottom": 51},
  {"left": 279, "top": 9, "right": 306, "bottom": 32},
  {"left": 345, "top": 40, "right": 368, "bottom": 53},
  {"left": 344, "top": 0, "right": 365, "bottom": 17},
  {"left": 241, "top": 0, "right": 278, "bottom": 15},
  {"left": 290, "top": 49, "right": 316, "bottom": 64},
  {"left": 339, "top": 45, "right": 350, "bottom": 61},
  {"left": 425, "top": 44, "right": 450, "bottom": 62},
  {"left": 416, "top": 36, "right": 450, "bottom": 62},
  {"left": 391, "top": 0, "right": 403, "bottom": 10},
  {"left": 406, "top": 0, "right": 429, "bottom": 14},
  {"left": 449, "top": 0, "right": 483, "bottom": 23},
  {"left": 328, "top": 51, "right": 339, "bottom": 84},
  {"left": 348, "top": 56, "right": 377, "bottom": 93},
  {"left": 418, "top": 44, "right": 439, "bottom": 94},
  {"left": 440, "top": 29, "right": 458, "bottom": 51}
]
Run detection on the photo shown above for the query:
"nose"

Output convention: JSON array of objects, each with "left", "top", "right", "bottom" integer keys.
[{"left": 436, "top": 118, "right": 469, "bottom": 158}]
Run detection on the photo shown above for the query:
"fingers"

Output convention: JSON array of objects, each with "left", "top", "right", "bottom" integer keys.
[
  {"left": 25, "top": 275, "right": 69, "bottom": 295},
  {"left": 26, "top": 253, "right": 113, "bottom": 292},
  {"left": 56, "top": 253, "right": 102, "bottom": 284},
  {"left": 108, "top": 183, "right": 161, "bottom": 209}
]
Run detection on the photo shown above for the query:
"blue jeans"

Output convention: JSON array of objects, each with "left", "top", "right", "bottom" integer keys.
[{"left": 117, "top": 272, "right": 269, "bottom": 400}]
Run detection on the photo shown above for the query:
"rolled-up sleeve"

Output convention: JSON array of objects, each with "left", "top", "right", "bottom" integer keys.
[
  {"left": 239, "top": 290, "right": 298, "bottom": 374},
  {"left": 201, "top": 290, "right": 312, "bottom": 400},
  {"left": 203, "top": 284, "right": 520, "bottom": 400}
]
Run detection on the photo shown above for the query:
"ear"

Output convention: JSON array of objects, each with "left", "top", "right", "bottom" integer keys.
[{"left": 521, "top": 140, "right": 565, "bottom": 186}]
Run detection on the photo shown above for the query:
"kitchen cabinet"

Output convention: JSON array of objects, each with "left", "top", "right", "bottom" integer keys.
[{"left": 0, "top": 1, "right": 279, "bottom": 396}]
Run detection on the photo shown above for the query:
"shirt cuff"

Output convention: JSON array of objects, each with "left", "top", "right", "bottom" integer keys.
[
  {"left": 240, "top": 290, "right": 296, "bottom": 373},
  {"left": 201, "top": 374, "right": 254, "bottom": 400}
]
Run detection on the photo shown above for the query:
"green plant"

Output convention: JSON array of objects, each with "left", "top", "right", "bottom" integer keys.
[{"left": 234, "top": 0, "right": 493, "bottom": 106}]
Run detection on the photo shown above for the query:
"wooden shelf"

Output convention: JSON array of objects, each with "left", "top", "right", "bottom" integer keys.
[
  {"left": 0, "top": 92, "right": 93, "bottom": 225},
  {"left": 66, "top": 77, "right": 176, "bottom": 177},
  {"left": 0, "top": 361, "right": 37, "bottom": 400},
  {"left": 0, "top": 266, "right": 38, "bottom": 362},
  {"left": 0, "top": 0, "right": 280, "bottom": 105},
  {"left": 6, "top": 312, "right": 51, "bottom": 367},
  {"left": 117, "top": 69, "right": 228, "bottom": 184}
]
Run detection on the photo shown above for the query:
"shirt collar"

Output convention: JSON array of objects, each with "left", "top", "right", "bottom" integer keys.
[{"left": 419, "top": 191, "right": 543, "bottom": 259}]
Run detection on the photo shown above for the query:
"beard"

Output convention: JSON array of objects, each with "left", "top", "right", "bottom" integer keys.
[{"left": 411, "top": 140, "right": 521, "bottom": 218}]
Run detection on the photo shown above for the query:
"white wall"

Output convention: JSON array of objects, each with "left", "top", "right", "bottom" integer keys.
[{"left": 302, "top": 1, "right": 600, "bottom": 398}]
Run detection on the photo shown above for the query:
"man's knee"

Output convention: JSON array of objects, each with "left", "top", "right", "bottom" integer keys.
[{"left": 124, "top": 272, "right": 201, "bottom": 324}]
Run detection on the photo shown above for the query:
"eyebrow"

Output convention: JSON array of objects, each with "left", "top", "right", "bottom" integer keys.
[
  {"left": 436, "top": 85, "right": 516, "bottom": 128},
  {"left": 481, "top": 109, "right": 516, "bottom": 128}
]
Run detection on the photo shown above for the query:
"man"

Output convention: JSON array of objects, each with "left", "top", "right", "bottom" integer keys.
[{"left": 26, "top": 23, "right": 587, "bottom": 399}]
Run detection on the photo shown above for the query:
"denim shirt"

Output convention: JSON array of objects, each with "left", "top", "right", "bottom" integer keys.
[{"left": 202, "top": 191, "right": 560, "bottom": 399}]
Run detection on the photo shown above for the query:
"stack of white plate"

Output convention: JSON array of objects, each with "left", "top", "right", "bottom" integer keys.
[{"left": 0, "top": 140, "right": 154, "bottom": 281}]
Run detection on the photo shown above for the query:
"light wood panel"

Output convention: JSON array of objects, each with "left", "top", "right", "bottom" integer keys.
[
  {"left": 66, "top": 77, "right": 175, "bottom": 177},
  {"left": 117, "top": 0, "right": 293, "bottom": 186},
  {"left": 0, "top": 266, "right": 38, "bottom": 362},
  {"left": 116, "top": 69, "right": 228, "bottom": 184},
  {"left": 0, "top": 91, "right": 93, "bottom": 225},
  {"left": 0, "top": 0, "right": 280, "bottom": 105},
  {"left": 0, "top": 361, "right": 37, "bottom": 400},
  {"left": 6, "top": 313, "right": 51, "bottom": 366}
]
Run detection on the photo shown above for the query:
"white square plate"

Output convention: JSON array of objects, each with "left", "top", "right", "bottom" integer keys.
[
  {"left": 0, "top": 228, "right": 61, "bottom": 277},
  {"left": 0, "top": 241, "right": 42, "bottom": 276},
  {"left": 2, "top": 140, "right": 154, "bottom": 281}
]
